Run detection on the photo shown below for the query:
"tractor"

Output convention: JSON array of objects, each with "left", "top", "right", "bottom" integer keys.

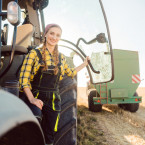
[{"left": 0, "top": 0, "right": 114, "bottom": 144}]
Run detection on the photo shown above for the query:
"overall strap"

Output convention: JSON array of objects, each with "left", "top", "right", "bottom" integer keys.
[
  {"left": 34, "top": 49, "right": 43, "bottom": 64},
  {"left": 58, "top": 53, "right": 62, "bottom": 67},
  {"left": 59, "top": 53, "right": 61, "bottom": 63}
]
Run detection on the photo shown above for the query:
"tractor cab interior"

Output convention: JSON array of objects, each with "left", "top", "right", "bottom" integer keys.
[{"left": 0, "top": 24, "right": 34, "bottom": 88}]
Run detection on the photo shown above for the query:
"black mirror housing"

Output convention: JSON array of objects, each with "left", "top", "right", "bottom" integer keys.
[{"left": 96, "top": 33, "right": 107, "bottom": 43}]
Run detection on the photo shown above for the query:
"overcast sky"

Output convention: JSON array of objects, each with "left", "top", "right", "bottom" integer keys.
[{"left": 102, "top": 0, "right": 145, "bottom": 86}]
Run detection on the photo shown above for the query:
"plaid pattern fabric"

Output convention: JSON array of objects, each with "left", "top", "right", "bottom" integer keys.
[{"left": 19, "top": 47, "right": 77, "bottom": 91}]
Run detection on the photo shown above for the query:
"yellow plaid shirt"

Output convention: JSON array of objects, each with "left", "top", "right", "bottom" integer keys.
[{"left": 19, "top": 47, "right": 77, "bottom": 91}]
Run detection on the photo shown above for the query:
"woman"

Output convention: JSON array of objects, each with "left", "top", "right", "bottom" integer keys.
[{"left": 19, "top": 24, "right": 89, "bottom": 145}]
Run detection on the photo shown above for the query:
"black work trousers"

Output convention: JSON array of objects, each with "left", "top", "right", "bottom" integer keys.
[{"left": 24, "top": 97, "right": 60, "bottom": 144}]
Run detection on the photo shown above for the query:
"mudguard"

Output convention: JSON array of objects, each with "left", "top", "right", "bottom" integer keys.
[{"left": 0, "top": 90, "right": 45, "bottom": 145}]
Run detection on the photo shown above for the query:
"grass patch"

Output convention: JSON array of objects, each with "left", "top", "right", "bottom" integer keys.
[{"left": 77, "top": 106, "right": 108, "bottom": 145}]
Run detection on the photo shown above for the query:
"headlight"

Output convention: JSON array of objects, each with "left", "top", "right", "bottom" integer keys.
[{"left": 7, "top": 1, "right": 21, "bottom": 26}]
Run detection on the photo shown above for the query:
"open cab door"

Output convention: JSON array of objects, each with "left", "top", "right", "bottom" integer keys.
[
  {"left": 43, "top": 1, "right": 114, "bottom": 143},
  {"left": 46, "top": 0, "right": 114, "bottom": 84}
]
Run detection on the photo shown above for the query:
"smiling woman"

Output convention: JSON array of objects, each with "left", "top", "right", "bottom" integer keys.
[
  {"left": 45, "top": 25, "right": 62, "bottom": 48},
  {"left": 19, "top": 23, "right": 90, "bottom": 145}
]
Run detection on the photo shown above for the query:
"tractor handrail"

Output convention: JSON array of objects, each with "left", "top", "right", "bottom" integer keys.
[{"left": 60, "top": 39, "right": 100, "bottom": 74}]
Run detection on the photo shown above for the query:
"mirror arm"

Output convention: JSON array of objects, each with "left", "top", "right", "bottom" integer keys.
[
  {"left": 0, "top": 26, "right": 17, "bottom": 78},
  {"left": 76, "top": 37, "right": 97, "bottom": 47},
  {"left": 76, "top": 38, "right": 87, "bottom": 46},
  {"left": 61, "top": 39, "right": 100, "bottom": 74}
]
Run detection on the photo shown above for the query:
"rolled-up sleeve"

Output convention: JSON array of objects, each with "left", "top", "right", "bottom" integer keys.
[
  {"left": 19, "top": 50, "right": 36, "bottom": 91},
  {"left": 62, "top": 55, "right": 77, "bottom": 79}
]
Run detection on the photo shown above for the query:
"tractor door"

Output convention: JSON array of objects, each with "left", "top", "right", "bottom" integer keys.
[{"left": 44, "top": 0, "right": 114, "bottom": 84}]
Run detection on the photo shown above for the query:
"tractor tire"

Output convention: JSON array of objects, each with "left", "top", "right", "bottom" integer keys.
[
  {"left": 54, "top": 75, "right": 77, "bottom": 145},
  {"left": 118, "top": 92, "right": 139, "bottom": 112},
  {"left": 88, "top": 90, "right": 102, "bottom": 112}
]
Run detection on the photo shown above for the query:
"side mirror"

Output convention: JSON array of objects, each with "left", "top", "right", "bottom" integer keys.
[
  {"left": 96, "top": 33, "right": 107, "bottom": 43},
  {"left": 7, "top": 1, "right": 21, "bottom": 26},
  {"left": 86, "top": 33, "right": 107, "bottom": 44}
]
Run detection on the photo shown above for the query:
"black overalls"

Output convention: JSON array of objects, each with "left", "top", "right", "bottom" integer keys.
[{"left": 25, "top": 49, "right": 62, "bottom": 144}]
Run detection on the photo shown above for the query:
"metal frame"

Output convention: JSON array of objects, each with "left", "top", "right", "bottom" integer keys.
[
  {"left": 61, "top": 39, "right": 100, "bottom": 74},
  {"left": 26, "top": 3, "right": 41, "bottom": 45},
  {"left": 99, "top": 0, "right": 114, "bottom": 82},
  {"left": 59, "top": 44, "right": 93, "bottom": 83},
  {"left": 0, "top": 0, "right": 18, "bottom": 78}
]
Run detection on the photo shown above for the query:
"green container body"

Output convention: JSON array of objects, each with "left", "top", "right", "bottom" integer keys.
[{"left": 93, "top": 49, "right": 142, "bottom": 104}]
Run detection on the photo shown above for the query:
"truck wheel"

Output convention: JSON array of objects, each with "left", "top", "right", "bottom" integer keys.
[
  {"left": 118, "top": 92, "right": 139, "bottom": 112},
  {"left": 88, "top": 90, "right": 102, "bottom": 112},
  {"left": 54, "top": 76, "right": 77, "bottom": 145},
  {"left": 125, "top": 103, "right": 139, "bottom": 112},
  {"left": 125, "top": 92, "right": 139, "bottom": 112},
  {"left": 118, "top": 104, "right": 127, "bottom": 109}
]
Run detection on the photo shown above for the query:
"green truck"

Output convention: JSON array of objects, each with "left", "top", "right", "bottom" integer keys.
[{"left": 88, "top": 49, "right": 142, "bottom": 112}]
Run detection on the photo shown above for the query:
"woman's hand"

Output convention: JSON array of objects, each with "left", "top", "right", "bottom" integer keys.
[
  {"left": 84, "top": 56, "right": 90, "bottom": 66},
  {"left": 23, "top": 87, "right": 44, "bottom": 110},
  {"left": 30, "top": 98, "right": 44, "bottom": 110}
]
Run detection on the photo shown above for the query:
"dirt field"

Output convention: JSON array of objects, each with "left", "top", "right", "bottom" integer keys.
[{"left": 77, "top": 87, "right": 145, "bottom": 145}]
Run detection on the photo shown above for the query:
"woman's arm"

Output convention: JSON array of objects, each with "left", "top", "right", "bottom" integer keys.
[
  {"left": 23, "top": 87, "right": 43, "bottom": 110},
  {"left": 19, "top": 49, "right": 43, "bottom": 110},
  {"left": 62, "top": 54, "right": 90, "bottom": 78},
  {"left": 75, "top": 56, "right": 90, "bottom": 73},
  {"left": 19, "top": 50, "right": 36, "bottom": 91}
]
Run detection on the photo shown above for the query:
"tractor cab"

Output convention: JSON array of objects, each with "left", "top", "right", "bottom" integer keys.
[{"left": 0, "top": 0, "right": 114, "bottom": 145}]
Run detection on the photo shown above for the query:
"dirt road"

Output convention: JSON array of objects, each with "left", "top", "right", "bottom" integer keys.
[{"left": 77, "top": 87, "right": 145, "bottom": 145}]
